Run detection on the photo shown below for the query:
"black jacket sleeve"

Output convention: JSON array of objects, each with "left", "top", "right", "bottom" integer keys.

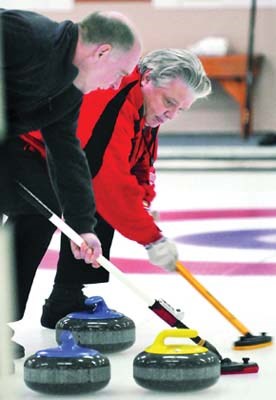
[{"left": 41, "top": 101, "right": 97, "bottom": 234}]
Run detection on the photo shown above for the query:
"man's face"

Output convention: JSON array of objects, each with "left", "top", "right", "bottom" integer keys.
[
  {"left": 141, "top": 73, "right": 196, "bottom": 127},
  {"left": 84, "top": 42, "right": 141, "bottom": 93}
]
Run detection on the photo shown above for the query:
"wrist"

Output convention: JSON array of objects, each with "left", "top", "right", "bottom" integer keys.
[{"left": 145, "top": 235, "right": 165, "bottom": 249}]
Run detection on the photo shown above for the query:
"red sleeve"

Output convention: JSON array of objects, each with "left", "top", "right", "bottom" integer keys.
[{"left": 92, "top": 99, "right": 162, "bottom": 245}]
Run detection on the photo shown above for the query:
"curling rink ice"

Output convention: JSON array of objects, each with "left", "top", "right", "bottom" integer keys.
[{"left": 3, "top": 168, "right": 276, "bottom": 399}]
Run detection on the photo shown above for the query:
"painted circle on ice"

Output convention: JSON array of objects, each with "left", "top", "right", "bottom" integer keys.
[
  {"left": 175, "top": 229, "right": 276, "bottom": 249},
  {"left": 158, "top": 209, "right": 276, "bottom": 250},
  {"left": 42, "top": 208, "right": 276, "bottom": 274}
]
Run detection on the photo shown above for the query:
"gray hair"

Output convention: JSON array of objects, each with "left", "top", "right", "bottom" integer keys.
[
  {"left": 79, "top": 11, "right": 135, "bottom": 51},
  {"left": 139, "top": 48, "right": 211, "bottom": 98}
]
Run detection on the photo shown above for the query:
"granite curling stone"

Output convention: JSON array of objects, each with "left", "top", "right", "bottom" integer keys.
[
  {"left": 56, "top": 296, "right": 135, "bottom": 352},
  {"left": 133, "top": 328, "right": 221, "bottom": 392},
  {"left": 24, "top": 331, "right": 110, "bottom": 394}
]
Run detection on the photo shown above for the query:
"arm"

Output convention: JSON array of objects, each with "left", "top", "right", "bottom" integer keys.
[
  {"left": 1, "top": 10, "right": 35, "bottom": 69},
  {"left": 91, "top": 106, "right": 178, "bottom": 270},
  {"left": 90, "top": 102, "right": 162, "bottom": 245},
  {"left": 41, "top": 101, "right": 96, "bottom": 234},
  {"left": 41, "top": 100, "right": 101, "bottom": 265}
]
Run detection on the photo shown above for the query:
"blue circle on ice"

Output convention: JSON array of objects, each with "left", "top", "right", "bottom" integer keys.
[{"left": 175, "top": 229, "right": 276, "bottom": 249}]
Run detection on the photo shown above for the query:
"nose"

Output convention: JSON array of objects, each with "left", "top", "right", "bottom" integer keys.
[{"left": 164, "top": 107, "right": 178, "bottom": 120}]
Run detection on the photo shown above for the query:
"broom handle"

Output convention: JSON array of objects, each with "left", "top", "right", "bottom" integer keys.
[
  {"left": 16, "top": 182, "right": 157, "bottom": 306},
  {"left": 18, "top": 181, "right": 250, "bottom": 337},
  {"left": 175, "top": 261, "right": 250, "bottom": 335},
  {"left": 17, "top": 182, "right": 225, "bottom": 360},
  {"left": 97, "top": 255, "right": 154, "bottom": 305}
]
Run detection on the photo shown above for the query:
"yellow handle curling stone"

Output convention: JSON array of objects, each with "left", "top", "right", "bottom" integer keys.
[{"left": 133, "top": 328, "right": 221, "bottom": 392}]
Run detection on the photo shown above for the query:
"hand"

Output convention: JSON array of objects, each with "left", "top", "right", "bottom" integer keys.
[
  {"left": 70, "top": 233, "right": 102, "bottom": 268},
  {"left": 145, "top": 237, "right": 178, "bottom": 272}
]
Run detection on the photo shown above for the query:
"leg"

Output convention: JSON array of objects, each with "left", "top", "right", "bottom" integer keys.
[
  {"left": 2, "top": 138, "right": 61, "bottom": 356},
  {"left": 4, "top": 138, "right": 61, "bottom": 320},
  {"left": 54, "top": 212, "right": 113, "bottom": 284},
  {"left": 41, "top": 213, "right": 115, "bottom": 328},
  {"left": 7, "top": 214, "right": 56, "bottom": 321}
]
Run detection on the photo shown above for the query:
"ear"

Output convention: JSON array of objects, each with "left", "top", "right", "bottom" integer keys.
[
  {"left": 95, "top": 44, "right": 112, "bottom": 60},
  {"left": 141, "top": 69, "right": 151, "bottom": 86}
]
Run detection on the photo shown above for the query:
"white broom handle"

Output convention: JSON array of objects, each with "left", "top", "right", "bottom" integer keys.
[
  {"left": 50, "top": 214, "right": 84, "bottom": 247},
  {"left": 96, "top": 255, "right": 153, "bottom": 305},
  {"left": 51, "top": 215, "right": 154, "bottom": 306},
  {"left": 17, "top": 182, "right": 155, "bottom": 306}
]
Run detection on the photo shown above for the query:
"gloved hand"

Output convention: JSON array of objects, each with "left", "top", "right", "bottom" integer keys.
[
  {"left": 145, "top": 237, "right": 178, "bottom": 272},
  {"left": 70, "top": 233, "right": 102, "bottom": 268}
]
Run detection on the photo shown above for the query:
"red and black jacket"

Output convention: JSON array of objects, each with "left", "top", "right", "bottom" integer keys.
[{"left": 21, "top": 67, "right": 162, "bottom": 245}]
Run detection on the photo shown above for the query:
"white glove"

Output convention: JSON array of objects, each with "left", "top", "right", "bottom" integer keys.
[
  {"left": 145, "top": 237, "right": 178, "bottom": 272},
  {"left": 70, "top": 233, "right": 102, "bottom": 268}
]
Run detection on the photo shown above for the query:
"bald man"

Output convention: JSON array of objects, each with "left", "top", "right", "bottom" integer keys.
[{"left": 0, "top": 8, "right": 141, "bottom": 358}]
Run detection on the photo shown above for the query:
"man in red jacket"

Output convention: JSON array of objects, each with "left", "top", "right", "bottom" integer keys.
[{"left": 15, "top": 48, "right": 211, "bottom": 330}]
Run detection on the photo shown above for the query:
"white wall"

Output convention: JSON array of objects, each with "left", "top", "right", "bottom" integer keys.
[{"left": 22, "top": 1, "right": 276, "bottom": 135}]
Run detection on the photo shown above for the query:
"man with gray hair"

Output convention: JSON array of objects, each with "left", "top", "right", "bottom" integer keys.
[
  {"left": 12, "top": 48, "right": 211, "bottom": 336},
  {"left": 0, "top": 8, "right": 141, "bottom": 358}
]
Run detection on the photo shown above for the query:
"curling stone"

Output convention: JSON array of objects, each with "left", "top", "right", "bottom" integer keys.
[
  {"left": 133, "top": 329, "right": 220, "bottom": 392},
  {"left": 56, "top": 296, "right": 135, "bottom": 352},
  {"left": 24, "top": 331, "right": 110, "bottom": 394}
]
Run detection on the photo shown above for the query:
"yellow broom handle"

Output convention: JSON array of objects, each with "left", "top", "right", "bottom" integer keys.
[{"left": 175, "top": 261, "right": 250, "bottom": 336}]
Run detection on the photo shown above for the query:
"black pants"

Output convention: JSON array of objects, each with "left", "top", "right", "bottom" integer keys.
[
  {"left": 2, "top": 138, "right": 113, "bottom": 321},
  {"left": 6, "top": 214, "right": 57, "bottom": 320}
]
